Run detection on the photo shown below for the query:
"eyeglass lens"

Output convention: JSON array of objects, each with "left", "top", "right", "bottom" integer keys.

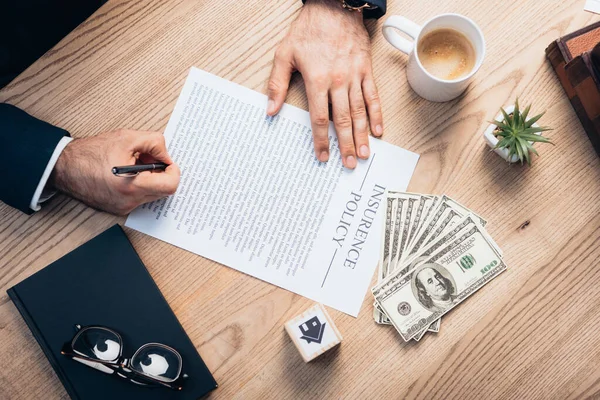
[
  {"left": 72, "top": 327, "right": 122, "bottom": 362},
  {"left": 130, "top": 344, "right": 182, "bottom": 382}
]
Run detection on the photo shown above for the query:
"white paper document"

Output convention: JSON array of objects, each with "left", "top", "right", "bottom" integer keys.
[
  {"left": 126, "top": 67, "right": 419, "bottom": 316},
  {"left": 585, "top": 0, "right": 600, "bottom": 14}
]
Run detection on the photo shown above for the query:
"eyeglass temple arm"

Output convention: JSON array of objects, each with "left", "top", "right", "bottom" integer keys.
[
  {"left": 61, "top": 342, "right": 73, "bottom": 355},
  {"left": 61, "top": 324, "right": 82, "bottom": 354}
]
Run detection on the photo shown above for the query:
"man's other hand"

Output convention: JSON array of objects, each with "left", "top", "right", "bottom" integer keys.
[
  {"left": 51, "top": 129, "right": 180, "bottom": 215},
  {"left": 267, "top": 0, "right": 383, "bottom": 169}
]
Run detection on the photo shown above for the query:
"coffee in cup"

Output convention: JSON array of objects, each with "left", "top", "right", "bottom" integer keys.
[
  {"left": 416, "top": 28, "right": 476, "bottom": 81},
  {"left": 382, "top": 14, "right": 486, "bottom": 102}
]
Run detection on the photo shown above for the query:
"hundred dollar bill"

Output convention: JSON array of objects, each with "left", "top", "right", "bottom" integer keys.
[
  {"left": 377, "top": 193, "right": 419, "bottom": 323},
  {"left": 383, "top": 198, "right": 445, "bottom": 331},
  {"left": 379, "top": 196, "right": 402, "bottom": 324},
  {"left": 387, "top": 196, "right": 404, "bottom": 278},
  {"left": 372, "top": 217, "right": 506, "bottom": 342},
  {"left": 376, "top": 195, "right": 408, "bottom": 324},
  {"left": 379, "top": 193, "right": 436, "bottom": 327},
  {"left": 388, "top": 198, "right": 401, "bottom": 275},
  {"left": 405, "top": 196, "right": 487, "bottom": 262},
  {"left": 413, "top": 326, "right": 428, "bottom": 341},
  {"left": 375, "top": 301, "right": 441, "bottom": 332},
  {"left": 373, "top": 302, "right": 391, "bottom": 324},
  {"left": 383, "top": 193, "right": 439, "bottom": 331},
  {"left": 403, "top": 195, "right": 434, "bottom": 260},
  {"left": 444, "top": 195, "right": 486, "bottom": 226},
  {"left": 420, "top": 196, "right": 484, "bottom": 247},
  {"left": 375, "top": 309, "right": 439, "bottom": 333},
  {"left": 377, "top": 215, "right": 481, "bottom": 334},
  {"left": 397, "top": 195, "right": 441, "bottom": 333},
  {"left": 403, "top": 211, "right": 483, "bottom": 334},
  {"left": 375, "top": 196, "right": 395, "bottom": 324},
  {"left": 403, "top": 196, "right": 440, "bottom": 337},
  {"left": 379, "top": 197, "right": 394, "bottom": 283},
  {"left": 412, "top": 317, "right": 440, "bottom": 341},
  {"left": 395, "top": 213, "right": 480, "bottom": 335},
  {"left": 394, "top": 195, "right": 418, "bottom": 269},
  {"left": 405, "top": 195, "right": 439, "bottom": 253},
  {"left": 403, "top": 200, "right": 457, "bottom": 265},
  {"left": 375, "top": 288, "right": 438, "bottom": 330},
  {"left": 374, "top": 305, "right": 391, "bottom": 325},
  {"left": 400, "top": 214, "right": 482, "bottom": 269},
  {"left": 390, "top": 194, "right": 419, "bottom": 272},
  {"left": 428, "top": 318, "right": 440, "bottom": 332},
  {"left": 437, "top": 196, "right": 506, "bottom": 258}
]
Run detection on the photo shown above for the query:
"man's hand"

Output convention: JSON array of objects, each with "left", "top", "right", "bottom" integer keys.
[
  {"left": 51, "top": 129, "right": 180, "bottom": 215},
  {"left": 267, "top": 0, "right": 383, "bottom": 169}
]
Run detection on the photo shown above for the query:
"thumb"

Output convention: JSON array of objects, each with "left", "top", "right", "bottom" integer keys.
[
  {"left": 267, "top": 47, "right": 294, "bottom": 116},
  {"left": 134, "top": 162, "right": 181, "bottom": 196}
]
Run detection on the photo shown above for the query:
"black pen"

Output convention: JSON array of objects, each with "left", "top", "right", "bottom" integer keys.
[{"left": 112, "top": 162, "right": 169, "bottom": 177}]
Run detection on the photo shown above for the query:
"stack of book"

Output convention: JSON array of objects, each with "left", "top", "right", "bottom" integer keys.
[{"left": 546, "top": 21, "right": 600, "bottom": 156}]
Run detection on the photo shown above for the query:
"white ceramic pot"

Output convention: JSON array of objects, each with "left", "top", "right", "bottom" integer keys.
[{"left": 483, "top": 104, "right": 541, "bottom": 163}]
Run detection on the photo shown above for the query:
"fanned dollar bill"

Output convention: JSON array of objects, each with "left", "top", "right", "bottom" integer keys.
[
  {"left": 379, "top": 196, "right": 394, "bottom": 283},
  {"left": 377, "top": 193, "right": 441, "bottom": 330},
  {"left": 373, "top": 215, "right": 506, "bottom": 342},
  {"left": 403, "top": 195, "right": 434, "bottom": 259},
  {"left": 373, "top": 192, "right": 505, "bottom": 343},
  {"left": 375, "top": 196, "right": 395, "bottom": 324}
]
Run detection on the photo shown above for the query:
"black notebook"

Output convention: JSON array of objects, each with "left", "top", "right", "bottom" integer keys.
[{"left": 7, "top": 224, "right": 217, "bottom": 399}]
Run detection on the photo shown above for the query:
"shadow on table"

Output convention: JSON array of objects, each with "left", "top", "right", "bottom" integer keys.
[
  {"left": 281, "top": 329, "right": 341, "bottom": 395},
  {"left": 478, "top": 140, "right": 534, "bottom": 195}
]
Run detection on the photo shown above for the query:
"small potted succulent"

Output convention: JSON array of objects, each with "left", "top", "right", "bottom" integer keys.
[{"left": 483, "top": 98, "right": 553, "bottom": 165}]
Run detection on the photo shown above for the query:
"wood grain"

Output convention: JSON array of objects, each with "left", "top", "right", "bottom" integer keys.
[{"left": 1, "top": 0, "right": 600, "bottom": 399}]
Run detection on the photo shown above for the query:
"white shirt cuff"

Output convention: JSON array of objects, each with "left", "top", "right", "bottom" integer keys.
[{"left": 29, "top": 136, "right": 73, "bottom": 212}]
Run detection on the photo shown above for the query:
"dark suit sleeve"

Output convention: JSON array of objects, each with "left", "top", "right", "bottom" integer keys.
[
  {"left": 301, "top": 0, "right": 387, "bottom": 18},
  {"left": 0, "top": 103, "right": 70, "bottom": 214},
  {"left": 362, "top": 0, "right": 386, "bottom": 19}
]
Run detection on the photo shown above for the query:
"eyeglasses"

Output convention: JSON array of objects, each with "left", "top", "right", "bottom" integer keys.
[{"left": 61, "top": 324, "right": 188, "bottom": 390}]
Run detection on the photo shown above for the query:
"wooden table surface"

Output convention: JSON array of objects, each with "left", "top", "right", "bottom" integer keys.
[{"left": 1, "top": 0, "right": 600, "bottom": 398}]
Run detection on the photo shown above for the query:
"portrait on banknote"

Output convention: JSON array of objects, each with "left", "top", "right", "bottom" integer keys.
[{"left": 411, "top": 263, "right": 457, "bottom": 313}]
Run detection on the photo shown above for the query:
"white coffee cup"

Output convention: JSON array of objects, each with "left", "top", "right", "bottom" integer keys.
[{"left": 382, "top": 13, "right": 485, "bottom": 102}]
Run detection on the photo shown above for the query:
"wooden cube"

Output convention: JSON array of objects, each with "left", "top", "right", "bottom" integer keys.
[{"left": 284, "top": 303, "right": 343, "bottom": 362}]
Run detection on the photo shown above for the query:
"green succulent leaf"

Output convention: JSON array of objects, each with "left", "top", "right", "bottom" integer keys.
[
  {"left": 518, "top": 133, "right": 553, "bottom": 143},
  {"left": 517, "top": 137, "right": 531, "bottom": 166},
  {"left": 521, "top": 104, "right": 531, "bottom": 122},
  {"left": 495, "top": 130, "right": 510, "bottom": 139},
  {"left": 500, "top": 107, "right": 512, "bottom": 125},
  {"left": 524, "top": 112, "right": 545, "bottom": 128},
  {"left": 514, "top": 138, "right": 524, "bottom": 164},
  {"left": 490, "top": 120, "right": 512, "bottom": 131},
  {"left": 491, "top": 98, "right": 552, "bottom": 165},
  {"left": 494, "top": 136, "right": 512, "bottom": 149}
]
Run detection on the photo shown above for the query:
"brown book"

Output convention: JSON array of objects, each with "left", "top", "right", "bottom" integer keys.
[
  {"left": 565, "top": 46, "right": 600, "bottom": 154},
  {"left": 546, "top": 22, "right": 600, "bottom": 156}
]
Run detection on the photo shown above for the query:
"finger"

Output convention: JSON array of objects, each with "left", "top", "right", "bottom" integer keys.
[
  {"left": 331, "top": 88, "right": 357, "bottom": 169},
  {"left": 267, "top": 47, "right": 294, "bottom": 116},
  {"left": 138, "top": 153, "right": 158, "bottom": 164},
  {"left": 362, "top": 73, "right": 384, "bottom": 137},
  {"left": 131, "top": 131, "right": 173, "bottom": 165},
  {"left": 305, "top": 82, "right": 331, "bottom": 162},
  {"left": 349, "top": 81, "right": 370, "bottom": 159},
  {"left": 134, "top": 162, "right": 181, "bottom": 196}
]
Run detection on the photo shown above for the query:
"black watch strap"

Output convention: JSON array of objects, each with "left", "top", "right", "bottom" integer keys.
[{"left": 300, "top": 0, "right": 387, "bottom": 19}]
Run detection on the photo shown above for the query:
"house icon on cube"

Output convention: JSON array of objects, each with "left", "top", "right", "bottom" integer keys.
[{"left": 298, "top": 316, "right": 326, "bottom": 344}]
